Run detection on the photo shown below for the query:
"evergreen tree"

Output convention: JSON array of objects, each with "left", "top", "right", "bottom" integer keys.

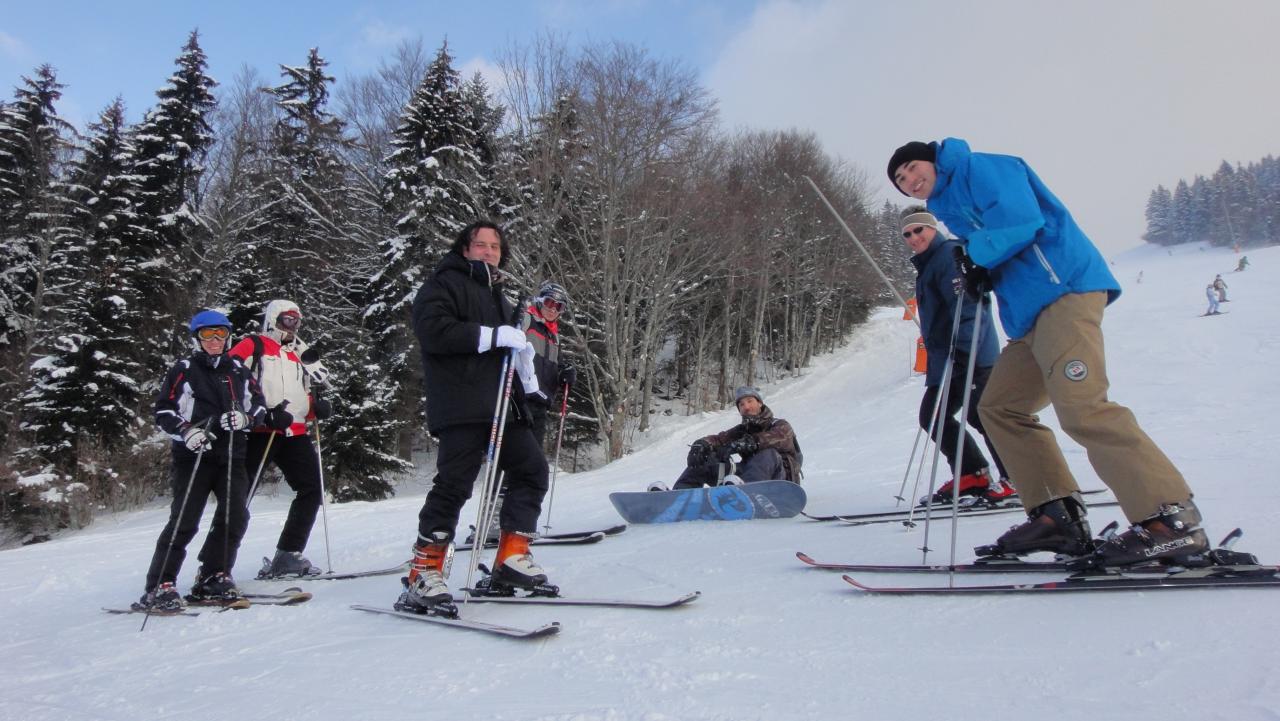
[
  {"left": 365, "top": 41, "right": 485, "bottom": 448},
  {"left": 19, "top": 99, "right": 146, "bottom": 491},
  {"left": 1143, "top": 185, "right": 1174, "bottom": 245},
  {"left": 131, "top": 30, "right": 217, "bottom": 377},
  {"left": 0, "top": 65, "right": 77, "bottom": 451}
]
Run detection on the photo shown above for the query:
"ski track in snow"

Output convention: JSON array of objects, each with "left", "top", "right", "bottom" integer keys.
[{"left": 2, "top": 242, "right": 1279, "bottom": 721}]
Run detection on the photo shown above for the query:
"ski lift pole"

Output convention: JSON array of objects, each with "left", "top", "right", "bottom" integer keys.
[{"left": 800, "top": 174, "right": 919, "bottom": 329}]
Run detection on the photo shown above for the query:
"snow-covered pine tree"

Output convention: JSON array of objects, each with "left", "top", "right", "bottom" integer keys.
[
  {"left": 1171, "top": 179, "right": 1193, "bottom": 245},
  {"left": 17, "top": 99, "right": 149, "bottom": 525},
  {"left": 366, "top": 41, "right": 486, "bottom": 450},
  {"left": 1143, "top": 185, "right": 1175, "bottom": 246},
  {"left": 0, "top": 65, "right": 77, "bottom": 453},
  {"left": 131, "top": 30, "right": 217, "bottom": 379}
]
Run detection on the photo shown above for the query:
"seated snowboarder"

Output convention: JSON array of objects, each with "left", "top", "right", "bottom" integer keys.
[{"left": 659, "top": 386, "right": 802, "bottom": 491}]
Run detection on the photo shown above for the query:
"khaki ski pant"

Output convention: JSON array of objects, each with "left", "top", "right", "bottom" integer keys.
[{"left": 977, "top": 292, "right": 1193, "bottom": 522}]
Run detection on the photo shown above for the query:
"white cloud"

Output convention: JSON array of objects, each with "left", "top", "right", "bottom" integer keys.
[
  {"left": 706, "top": 0, "right": 1280, "bottom": 254},
  {"left": 0, "top": 29, "right": 33, "bottom": 62},
  {"left": 458, "top": 56, "right": 507, "bottom": 103}
]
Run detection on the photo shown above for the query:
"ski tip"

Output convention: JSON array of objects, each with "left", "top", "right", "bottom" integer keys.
[
  {"left": 841, "top": 575, "right": 875, "bottom": 591},
  {"left": 796, "top": 551, "right": 817, "bottom": 565}
]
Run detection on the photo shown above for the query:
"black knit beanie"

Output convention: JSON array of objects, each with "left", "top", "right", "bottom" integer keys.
[{"left": 887, "top": 141, "right": 937, "bottom": 195}]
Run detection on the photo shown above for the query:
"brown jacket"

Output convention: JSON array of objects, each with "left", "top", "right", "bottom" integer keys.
[{"left": 702, "top": 404, "right": 802, "bottom": 483}]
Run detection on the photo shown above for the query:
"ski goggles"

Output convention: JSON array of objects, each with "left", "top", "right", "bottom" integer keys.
[
  {"left": 276, "top": 313, "right": 302, "bottom": 330},
  {"left": 540, "top": 298, "right": 564, "bottom": 312},
  {"left": 196, "top": 326, "right": 231, "bottom": 341}
]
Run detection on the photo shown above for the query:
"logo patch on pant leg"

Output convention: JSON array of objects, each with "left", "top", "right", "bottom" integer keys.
[{"left": 1063, "top": 360, "right": 1088, "bottom": 382}]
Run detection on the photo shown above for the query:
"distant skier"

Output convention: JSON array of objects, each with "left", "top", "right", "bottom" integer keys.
[
  {"left": 1204, "top": 284, "right": 1221, "bottom": 315},
  {"left": 657, "top": 386, "right": 802, "bottom": 491},
  {"left": 399, "top": 220, "right": 551, "bottom": 615},
  {"left": 135, "top": 310, "right": 267, "bottom": 611},
  {"left": 889, "top": 138, "right": 1210, "bottom": 568},
  {"left": 899, "top": 205, "right": 1013, "bottom": 505},
  {"left": 228, "top": 300, "right": 333, "bottom": 578},
  {"left": 1213, "top": 274, "right": 1228, "bottom": 302},
  {"left": 1236, "top": 256, "right": 1250, "bottom": 272}
]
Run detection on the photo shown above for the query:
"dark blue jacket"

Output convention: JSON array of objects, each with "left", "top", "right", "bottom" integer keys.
[
  {"left": 926, "top": 138, "right": 1120, "bottom": 340},
  {"left": 911, "top": 237, "right": 999, "bottom": 386}
]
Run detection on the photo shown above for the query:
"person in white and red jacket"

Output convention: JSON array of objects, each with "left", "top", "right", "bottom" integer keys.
[{"left": 228, "top": 299, "right": 333, "bottom": 578}]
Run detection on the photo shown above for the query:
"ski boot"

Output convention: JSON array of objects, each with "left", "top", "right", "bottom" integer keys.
[
  {"left": 921, "top": 468, "right": 999, "bottom": 506},
  {"left": 719, "top": 474, "right": 743, "bottom": 486},
  {"left": 481, "top": 530, "right": 558, "bottom": 597},
  {"left": 257, "top": 549, "right": 321, "bottom": 579},
  {"left": 647, "top": 481, "right": 670, "bottom": 492},
  {"left": 187, "top": 571, "right": 243, "bottom": 604},
  {"left": 394, "top": 531, "right": 457, "bottom": 617},
  {"left": 975, "top": 493, "right": 1093, "bottom": 558},
  {"left": 132, "top": 582, "right": 186, "bottom": 612},
  {"left": 1068, "top": 501, "right": 1211, "bottom": 571}
]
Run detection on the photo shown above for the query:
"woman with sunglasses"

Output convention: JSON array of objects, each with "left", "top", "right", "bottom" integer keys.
[
  {"left": 901, "top": 206, "right": 1012, "bottom": 507},
  {"left": 135, "top": 309, "right": 267, "bottom": 611},
  {"left": 228, "top": 300, "right": 332, "bottom": 578},
  {"left": 522, "top": 281, "right": 575, "bottom": 447}
]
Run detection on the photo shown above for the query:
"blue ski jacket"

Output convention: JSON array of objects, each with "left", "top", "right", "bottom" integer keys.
[
  {"left": 910, "top": 237, "right": 999, "bottom": 386},
  {"left": 925, "top": 138, "right": 1120, "bottom": 340}
]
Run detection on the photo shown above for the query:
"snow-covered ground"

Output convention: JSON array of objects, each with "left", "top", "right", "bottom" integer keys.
[{"left": 2, "top": 242, "right": 1276, "bottom": 721}]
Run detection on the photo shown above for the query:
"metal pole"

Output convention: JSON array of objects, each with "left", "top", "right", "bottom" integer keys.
[
  {"left": 313, "top": 423, "right": 334, "bottom": 574},
  {"left": 946, "top": 294, "right": 986, "bottom": 582},
  {"left": 246, "top": 432, "right": 276, "bottom": 503},
  {"left": 542, "top": 383, "right": 571, "bottom": 533},
  {"left": 800, "top": 175, "right": 919, "bottom": 329},
  {"left": 463, "top": 349, "right": 519, "bottom": 601}
]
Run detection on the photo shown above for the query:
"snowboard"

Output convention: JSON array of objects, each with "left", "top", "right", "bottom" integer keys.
[{"left": 609, "top": 480, "right": 806, "bottom": 524}]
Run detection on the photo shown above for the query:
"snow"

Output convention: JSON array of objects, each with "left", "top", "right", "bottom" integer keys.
[{"left": 2, "top": 242, "right": 1278, "bottom": 721}]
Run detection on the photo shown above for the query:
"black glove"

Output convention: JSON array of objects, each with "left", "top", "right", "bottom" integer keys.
[
  {"left": 952, "top": 245, "right": 991, "bottom": 299},
  {"left": 265, "top": 401, "right": 294, "bottom": 431},
  {"left": 724, "top": 434, "right": 759, "bottom": 457},
  {"left": 311, "top": 397, "right": 333, "bottom": 421},
  {"left": 687, "top": 439, "right": 713, "bottom": 468},
  {"left": 558, "top": 363, "right": 576, "bottom": 389}
]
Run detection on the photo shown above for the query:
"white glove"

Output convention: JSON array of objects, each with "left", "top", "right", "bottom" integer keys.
[
  {"left": 303, "top": 360, "right": 329, "bottom": 385},
  {"left": 219, "top": 410, "right": 250, "bottom": 431},
  {"left": 495, "top": 326, "right": 527, "bottom": 350},
  {"left": 182, "top": 427, "right": 214, "bottom": 452},
  {"left": 517, "top": 343, "right": 539, "bottom": 395},
  {"left": 478, "top": 325, "right": 528, "bottom": 353}
]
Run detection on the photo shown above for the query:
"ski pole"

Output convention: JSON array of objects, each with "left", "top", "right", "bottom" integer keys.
[
  {"left": 945, "top": 293, "right": 986, "bottom": 581},
  {"left": 915, "top": 290, "right": 967, "bottom": 558},
  {"left": 800, "top": 175, "right": 919, "bottom": 329},
  {"left": 246, "top": 431, "right": 276, "bottom": 503},
  {"left": 142, "top": 418, "right": 214, "bottom": 632},
  {"left": 541, "top": 382, "right": 571, "bottom": 534},
  {"left": 464, "top": 348, "right": 520, "bottom": 601},
  {"left": 313, "top": 423, "right": 333, "bottom": 574},
  {"left": 893, "top": 387, "right": 943, "bottom": 507}
]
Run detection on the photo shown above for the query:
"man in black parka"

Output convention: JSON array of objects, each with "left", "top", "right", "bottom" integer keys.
[{"left": 396, "top": 221, "right": 552, "bottom": 614}]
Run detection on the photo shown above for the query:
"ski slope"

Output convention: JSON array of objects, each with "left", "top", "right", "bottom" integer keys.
[{"left": 2, "top": 242, "right": 1277, "bottom": 721}]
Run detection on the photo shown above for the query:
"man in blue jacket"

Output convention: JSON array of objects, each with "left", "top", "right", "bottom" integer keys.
[
  {"left": 888, "top": 139, "right": 1206, "bottom": 568},
  {"left": 901, "top": 206, "right": 1011, "bottom": 506}
]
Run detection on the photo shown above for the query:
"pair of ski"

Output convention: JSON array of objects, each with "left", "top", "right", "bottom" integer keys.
[
  {"left": 103, "top": 587, "right": 313, "bottom": 616},
  {"left": 798, "top": 529, "right": 1280, "bottom": 594},
  {"left": 802, "top": 488, "right": 1111, "bottom": 525},
  {"left": 352, "top": 588, "right": 701, "bottom": 640},
  {"left": 289, "top": 524, "right": 627, "bottom": 581}
]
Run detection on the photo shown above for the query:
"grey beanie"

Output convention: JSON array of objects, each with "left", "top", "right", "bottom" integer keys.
[
  {"left": 899, "top": 205, "right": 938, "bottom": 233},
  {"left": 734, "top": 386, "right": 763, "bottom": 406}
]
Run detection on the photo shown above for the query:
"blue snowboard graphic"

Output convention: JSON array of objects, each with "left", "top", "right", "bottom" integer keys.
[{"left": 609, "top": 481, "right": 807, "bottom": 524}]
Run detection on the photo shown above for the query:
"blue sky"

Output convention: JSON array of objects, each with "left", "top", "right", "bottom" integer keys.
[{"left": 3, "top": 1, "right": 1278, "bottom": 254}]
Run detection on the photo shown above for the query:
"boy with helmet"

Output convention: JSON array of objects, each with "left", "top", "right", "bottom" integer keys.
[
  {"left": 135, "top": 310, "right": 267, "bottom": 610},
  {"left": 522, "top": 281, "right": 576, "bottom": 446},
  {"left": 228, "top": 300, "right": 333, "bottom": 578}
]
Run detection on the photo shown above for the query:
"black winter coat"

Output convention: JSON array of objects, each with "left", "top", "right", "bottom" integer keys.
[
  {"left": 154, "top": 351, "right": 267, "bottom": 460},
  {"left": 411, "top": 251, "right": 531, "bottom": 433},
  {"left": 910, "top": 237, "right": 999, "bottom": 386}
]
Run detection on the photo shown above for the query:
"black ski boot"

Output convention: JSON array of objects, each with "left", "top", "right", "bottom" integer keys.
[
  {"left": 975, "top": 493, "right": 1093, "bottom": 558},
  {"left": 1069, "top": 501, "right": 1210, "bottom": 571},
  {"left": 132, "top": 582, "right": 185, "bottom": 612},
  {"left": 187, "top": 571, "right": 242, "bottom": 603}
]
